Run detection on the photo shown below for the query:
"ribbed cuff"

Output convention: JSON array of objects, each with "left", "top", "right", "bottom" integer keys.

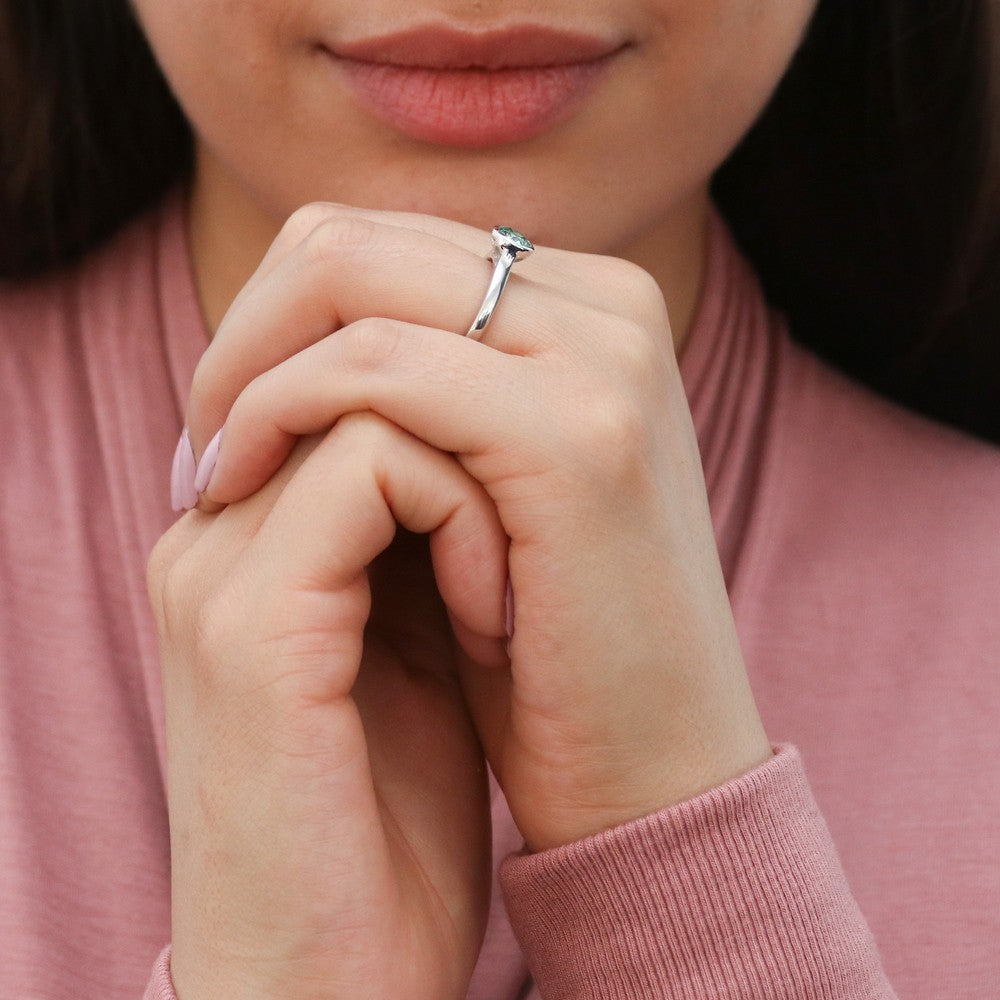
[
  {"left": 500, "top": 745, "right": 895, "bottom": 1000},
  {"left": 143, "top": 945, "right": 178, "bottom": 1000}
]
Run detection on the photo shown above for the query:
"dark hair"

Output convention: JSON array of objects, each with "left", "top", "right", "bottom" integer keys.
[
  {"left": 0, "top": 1, "right": 192, "bottom": 278},
  {"left": 2, "top": 1, "right": 998, "bottom": 442},
  {"left": 713, "top": 1, "right": 1000, "bottom": 443}
]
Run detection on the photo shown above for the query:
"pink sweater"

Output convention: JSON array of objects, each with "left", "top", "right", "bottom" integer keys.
[{"left": 2, "top": 191, "right": 998, "bottom": 999}]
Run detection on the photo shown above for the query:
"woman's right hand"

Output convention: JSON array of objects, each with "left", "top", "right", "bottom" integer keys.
[{"left": 147, "top": 413, "right": 508, "bottom": 999}]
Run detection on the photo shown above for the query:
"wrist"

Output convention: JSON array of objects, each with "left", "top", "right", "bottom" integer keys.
[{"left": 515, "top": 716, "right": 773, "bottom": 854}]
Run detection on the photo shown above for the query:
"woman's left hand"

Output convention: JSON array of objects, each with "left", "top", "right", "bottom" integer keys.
[{"left": 182, "top": 204, "right": 772, "bottom": 852}]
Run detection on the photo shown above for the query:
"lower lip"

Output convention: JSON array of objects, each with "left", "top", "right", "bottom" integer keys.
[{"left": 336, "top": 56, "right": 612, "bottom": 147}]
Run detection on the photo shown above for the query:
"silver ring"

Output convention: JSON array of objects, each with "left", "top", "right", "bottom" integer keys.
[{"left": 466, "top": 226, "right": 534, "bottom": 340}]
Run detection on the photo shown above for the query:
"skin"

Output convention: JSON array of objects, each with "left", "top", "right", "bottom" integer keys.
[
  {"left": 139, "top": 1, "right": 817, "bottom": 997},
  {"left": 134, "top": 0, "right": 816, "bottom": 340}
]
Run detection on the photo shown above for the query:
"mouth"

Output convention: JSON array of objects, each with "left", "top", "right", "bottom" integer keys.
[{"left": 323, "top": 24, "right": 627, "bottom": 147}]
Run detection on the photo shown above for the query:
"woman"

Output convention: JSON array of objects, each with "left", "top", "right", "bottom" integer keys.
[{"left": 1, "top": 1, "right": 998, "bottom": 997}]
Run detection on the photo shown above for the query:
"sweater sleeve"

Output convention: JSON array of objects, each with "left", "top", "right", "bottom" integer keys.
[{"left": 499, "top": 745, "right": 896, "bottom": 1000}]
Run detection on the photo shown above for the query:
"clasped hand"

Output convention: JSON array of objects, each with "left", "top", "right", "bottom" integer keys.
[{"left": 147, "top": 204, "right": 771, "bottom": 1000}]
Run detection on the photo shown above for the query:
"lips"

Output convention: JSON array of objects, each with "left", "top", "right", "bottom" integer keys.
[{"left": 326, "top": 25, "right": 623, "bottom": 147}]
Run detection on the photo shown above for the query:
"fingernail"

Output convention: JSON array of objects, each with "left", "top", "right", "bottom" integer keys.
[
  {"left": 504, "top": 578, "right": 515, "bottom": 641},
  {"left": 170, "top": 428, "right": 198, "bottom": 512},
  {"left": 194, "top": 428, "right": 222, "bottom": 494}
]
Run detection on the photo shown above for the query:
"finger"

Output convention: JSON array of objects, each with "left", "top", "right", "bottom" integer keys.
[
  {"left": 216, "top": 203, "right": 486, "bottom": 327},
  {"left": 186, "top": 208, "right": 660, "bottom": 458},
  {"left": 187, "top": 215, "right": 533, "bottom": 455},
  {"left": 199, "top": 306, "right": 672, "bottom": 508},
  {"left": 300, "top": 203, "right": 659, "bottom": 311},
  {"left": 198, "top": 319, "right": 525, "bottom": 506},
  {"left": 149, "top": 433, "right": 331, "bottom": 628},
  {"left": 228, "top": 412, "right": 509, "bottom": 696},
  {"left": 220, "top": 201, "right": 630, "bottom": 327}
]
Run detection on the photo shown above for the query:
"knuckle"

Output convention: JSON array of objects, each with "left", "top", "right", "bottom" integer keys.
[
  {"left": 189, "top": 585, "right": 244, "bottom": 658},
  {"left": 154, "top": 546, "right": 266, "bottom": 696},
  {"left": 145, "top": 533, "right": 176, "bottom": 610},
  {"left": 614, "top": 256, "right": 664, "bottom": 301},
  {"left": 147, "top": 527, "right": 238, "bottom": 653},
  {"left": 148, "top": 544, "right": 199, "bottom": 639},
  {"left": 280, "top": 201, "right": 340, "bottom": 247},
  {"left": 614, "top": 318, "right": 665, "bottom": 387},
  {"left": 302, "top": 214, "right": 380, "bottom": 271},
  {"left": 565, "top": 385, "right": 653, "bottom": 487},
  {"left": 609, "top": 257, "right": 672, "bottom": 329},
  {"left": 591, "top": 390, "right": 648, "bottom": 455},
  {"left": 146, "top": 520, "right": 200, "bottom": 600},
  {"left": 337, "top": 316, "right": 404, "bottom": 374}
]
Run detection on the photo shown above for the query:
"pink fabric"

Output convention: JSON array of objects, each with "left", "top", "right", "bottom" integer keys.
[
  {"left": 2, "top": 192, "right": 999, "bottom": 999},
  {"left": 501, "top": 745, "right": 891, "bottom": 999}
]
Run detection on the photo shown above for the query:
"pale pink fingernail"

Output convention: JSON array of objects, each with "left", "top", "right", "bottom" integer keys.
[
  {"left": 505, "top": 578, "right": 515, "bottom": 641},
  {"left": 170, "top": 428, "right": 198, "bottom": 512},
  {"left": 194, "top": 428, "right": 222, "bottom": 494}
]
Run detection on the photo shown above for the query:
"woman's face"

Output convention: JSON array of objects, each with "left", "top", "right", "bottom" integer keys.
[{"left": 133, "top": 0, "right": 816, "bottom": 262}]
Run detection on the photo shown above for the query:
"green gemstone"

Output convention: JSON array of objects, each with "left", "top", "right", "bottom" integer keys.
[{"left": 492, "top": 226, "right": 534, "bottom": 255}]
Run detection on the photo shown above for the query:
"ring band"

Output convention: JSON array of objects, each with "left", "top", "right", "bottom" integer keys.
[{"left": 466, "top": 226, "right": 534, "bottom": 340}]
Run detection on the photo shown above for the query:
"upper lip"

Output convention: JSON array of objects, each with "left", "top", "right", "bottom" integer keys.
[{"left": 328, "top": 24, "right": 625, "bottom": 70}]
